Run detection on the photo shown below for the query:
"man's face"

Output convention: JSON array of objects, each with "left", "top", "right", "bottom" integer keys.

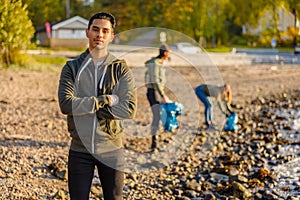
[{"left": 86, "top": 19, "right": 114, "bottom": 51}]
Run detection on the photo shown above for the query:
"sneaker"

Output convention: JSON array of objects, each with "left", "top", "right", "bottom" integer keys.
[
  {"left": 206, "top": 123, "right": 217, "bottom": 131},
  {"left": 209, "top": 123, "right": 215, "bottom": 128}
]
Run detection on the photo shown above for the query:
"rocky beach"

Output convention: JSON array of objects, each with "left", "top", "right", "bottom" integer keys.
[{"left": 0, "top": 55, "right": 300, "bottom": 199}]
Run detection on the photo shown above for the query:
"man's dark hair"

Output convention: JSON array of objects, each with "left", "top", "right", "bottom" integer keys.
[{"left": 88, "top": 12, "right": 116, "bottom": 30}]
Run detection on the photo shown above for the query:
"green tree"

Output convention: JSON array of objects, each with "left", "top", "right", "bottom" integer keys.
[
  {"left": 257, "top": 0, "right": 283, "bottom": 46},
  {"left": 166, "top": 0, "right": 230, "bottom": 47},
  {"left": 104, "top": 0, "right": 173, "bottom": 32},
  {"left": 229, "top": 0, "right": 265, "bottom": 28},
  {"left": 22, "top": 0, "right": 300, "bottom": 48},
  {"left": 284, "top": 0, "right": 300, "bottom": 45},
  {"left": 0, "top": 0, "right": 34, "bottom": 68},
  {"left": 24, "top": 0, "right": 65, "bottom": 29}
]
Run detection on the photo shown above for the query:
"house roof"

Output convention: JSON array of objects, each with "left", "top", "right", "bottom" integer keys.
[{"left": 52, "top": 16, "right": 88, "bottom": 30}]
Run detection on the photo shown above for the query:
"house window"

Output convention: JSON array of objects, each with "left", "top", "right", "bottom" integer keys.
[
  {"left": 58, "top": 30, "right": 72, "bottom": 38},
  {"left": 73, "top": 30, "right": 86, "bottom": 38},
  {"left": 58, "top": 29, "right": 86, "bottom": 39}
]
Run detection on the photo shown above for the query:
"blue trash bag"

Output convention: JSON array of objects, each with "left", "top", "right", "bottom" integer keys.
[
  {"left": 223, "top": 113, "right": 238, "bottom": 132},
  {"left": 160, "top": 102, "right": 184, "bottom": 132}
]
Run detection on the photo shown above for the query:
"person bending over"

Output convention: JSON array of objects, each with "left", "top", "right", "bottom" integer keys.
[{"left": 195, "top": 84, "right": 233, "bottom": 128}]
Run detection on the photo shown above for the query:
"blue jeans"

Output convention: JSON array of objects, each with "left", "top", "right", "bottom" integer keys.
[{"left": 195, "top": 85, "right": 213, "bottom": 125}]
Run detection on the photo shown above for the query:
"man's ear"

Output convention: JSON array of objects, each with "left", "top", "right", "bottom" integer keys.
[
  {"left": 85, "top": 28, "right": 89, "bottom": 37},
  {"left": 110, "top": 32, "right": 115, "bottom": 42}
]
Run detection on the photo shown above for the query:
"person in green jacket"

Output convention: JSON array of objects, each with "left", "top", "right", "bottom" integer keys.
[
  {"left": 58, "top": 12, "right": 137, "bottom": 200},
  {"left": 144, "top": 44, "right": 171, "bottom": 151}
]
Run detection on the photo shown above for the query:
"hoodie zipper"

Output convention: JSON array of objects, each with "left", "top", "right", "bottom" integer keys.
[
  {"left": 91, "top": 64, "right": 97, "bottom": 154},
  {"left": 92, "top": 64, "right": 108, "bottom": 154},
  {"left": 77, "top": 58, "right": 92, "bottom": 83}
]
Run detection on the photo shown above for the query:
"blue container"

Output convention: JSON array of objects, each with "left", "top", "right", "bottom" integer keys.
[
  {"left": 160, "top": 102, "right": 183, "bottom": 131},
  {"left": 224, "top": 113, "right": 238, "bottom": 132}
]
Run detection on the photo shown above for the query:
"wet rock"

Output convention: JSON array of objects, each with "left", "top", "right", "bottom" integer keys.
[
  {"left": 229, "top": 167, "right": 239, "bottom": 176},
  {"left": 230, "top": 174, "right": 248, "bottom": 183},
  {"left": 203, "top": 192, "right": 216, "bottom": 200},
  {"left": 261, "top": 190, "right": 281, "bottom": 200},
  {"left": 231, "top": 181, "right": 252, "bottom": 199},
  {"left": 48, "top": 158, "right": 68, "bottom": 181},
  {"left": 248, "top": 178, "right": 264, "bottom": 188},
  {"left": 185, "top": 179, "right": 201, "bottom": 192},
  {"left": 172, "top": 188, "right": 183, "bottom": 196}
]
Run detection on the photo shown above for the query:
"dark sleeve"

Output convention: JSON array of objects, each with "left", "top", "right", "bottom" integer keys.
[
  {"left": 96, "top": 62, "right": 137, "bottom": 120},
  {"left": 58, "top": 61, "right": 110, "bottom": 116}
]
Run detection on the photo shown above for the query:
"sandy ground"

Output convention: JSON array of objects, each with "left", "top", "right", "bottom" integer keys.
[{"left": 0, "top": 61, "right": 299, "bottom": 198}]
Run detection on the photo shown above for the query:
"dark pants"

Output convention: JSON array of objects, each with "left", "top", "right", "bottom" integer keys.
[
  {"left": 68, "top": 149, "right": 124, "bottom": 200},
  {"left": 146, "top": 88, "right": 161, "bottom": 148}
]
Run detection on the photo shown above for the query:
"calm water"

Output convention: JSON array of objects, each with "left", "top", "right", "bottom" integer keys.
[{"left": 271, "top": 104, "right": 300, "bottom": 197}]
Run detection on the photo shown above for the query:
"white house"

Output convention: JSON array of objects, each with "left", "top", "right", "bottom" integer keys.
[{"left": 36, "top": 16, "right": 89, "bottom": 49}]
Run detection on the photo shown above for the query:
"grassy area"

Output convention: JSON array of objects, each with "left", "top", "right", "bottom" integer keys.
[
  {"left": 1, "top": 54, "right": 68, "bottom": 73},
  {"left": 33, "top": 55, "right": 68, "bottom": 65},
  {"left": 204, "top": 47, "right": 232, "bottom": 53}
]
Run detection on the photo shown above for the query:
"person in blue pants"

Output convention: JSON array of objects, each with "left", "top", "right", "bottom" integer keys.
[{"left": 195, "top": 84, "right": 233, "bottom": 128}]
